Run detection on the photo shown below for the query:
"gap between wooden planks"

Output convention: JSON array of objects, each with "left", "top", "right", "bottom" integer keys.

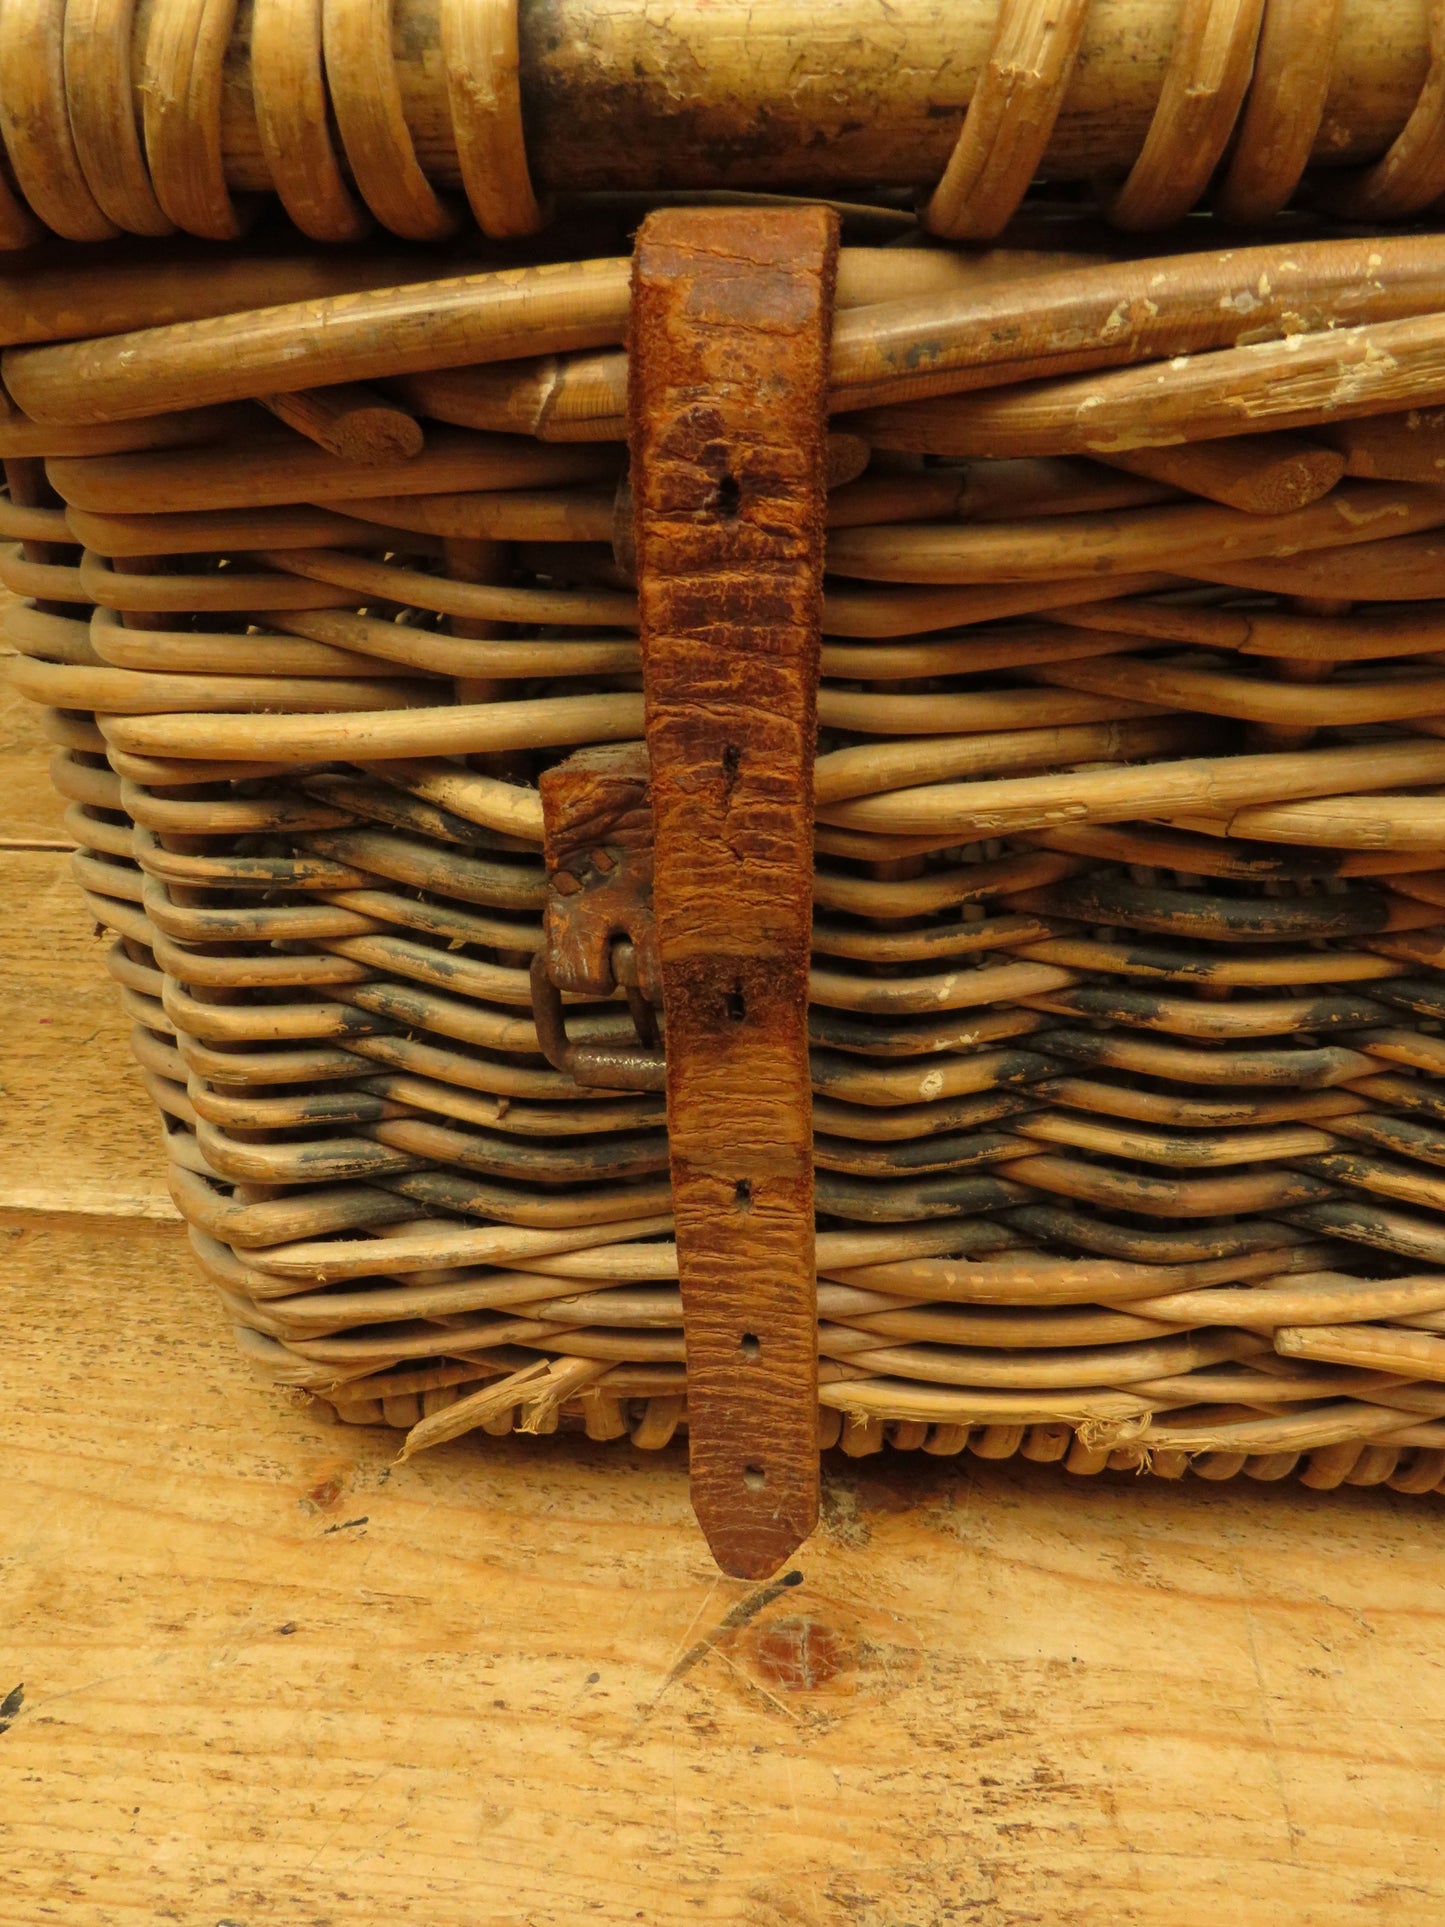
[{"left": 3, "top": 637, "right": 1445, "bottom": 1926}]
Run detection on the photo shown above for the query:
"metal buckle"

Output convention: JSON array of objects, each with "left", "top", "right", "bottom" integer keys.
[
  {"left": 529, "top": 743, "right": 666, "bottom": 1092},
  {"left": 529, "top": 942, "right": 666, "bottom": 1091}
]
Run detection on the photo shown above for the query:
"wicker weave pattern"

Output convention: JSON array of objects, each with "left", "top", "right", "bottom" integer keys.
[{"left": 11, "top": 227, "right": 1445, "bottom": 1498}]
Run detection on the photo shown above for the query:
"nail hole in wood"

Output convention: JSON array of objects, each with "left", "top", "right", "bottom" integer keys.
[
  {"left": 721, "top": 743, "right": 740, "bottom": 778},
  {"left": 734, "top": 1178, "right": 752, "bottom": 1210},
  {"left": 726, "top": 985, "right": 746, "bottom": 1022},
  {"left": 740, "top": 1332, "right": 761, "bottom": 1360},
  {"left": 714, "top": 472, "right": 741, "bottom": 519},
  {"left": 743, "top": 1463, "right": 766, "bottom": 1490}
]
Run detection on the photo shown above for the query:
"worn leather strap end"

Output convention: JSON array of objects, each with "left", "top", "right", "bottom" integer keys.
[{"left": 630, "top": 205, "right": 838, "bottom": 1579}]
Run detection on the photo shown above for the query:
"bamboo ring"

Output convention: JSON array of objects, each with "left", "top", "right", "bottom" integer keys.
[
  {"left": 251, "top": 0, "right": 370, "bottom": 241},
  {"left": 924, "top": 0, "right": 1093, "bottom": 242},
  {"left": 0, "top": 0, "right": 119, "bottom": 240},
  {"left": 440, "top": 0, "right": 544, "bottom": 237},
  {"left": 1102, "top": 0, "right": 1266, "bottom": 231},
  {"left": 62, "top": 0, "right": 173, "bottom": 235},
  {"left": 1324, "top": 0, "right": 1445, "bottom": 219},
  {"left": 1215, "top": 0, "right": 1343, "bottom": 223},
  {"left": 141, "top": 0, "right": 247, "bottom": 238},
  {"left": 322, "top": 0, "right": 459, "bottom": 240}
]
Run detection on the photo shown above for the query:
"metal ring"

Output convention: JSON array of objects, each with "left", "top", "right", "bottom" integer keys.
[{"left": 529, "top": 948, "right": 667, "bottom": 1091}]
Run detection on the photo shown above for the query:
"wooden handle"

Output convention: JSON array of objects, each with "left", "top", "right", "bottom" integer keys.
[
  {"left": 630, "top": 205, "right": 835, "bottom": 1579},
  {"left": 0, "top": 0, "right": 1439, "bottom": 238}
]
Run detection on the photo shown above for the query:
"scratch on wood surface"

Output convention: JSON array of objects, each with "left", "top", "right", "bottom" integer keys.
[
  {"left": 0, "top": 1187, "right": 179, "bottom": 1219},
  {"left": 1234, "top": 1551, "right": 1302, "bottom": 1861},
  {"left": 639, "top": 1568, "right": 809, "bottom": 1724},
  {"left": 660, "top": 1569, "right": 805, "bottom": 1689}
]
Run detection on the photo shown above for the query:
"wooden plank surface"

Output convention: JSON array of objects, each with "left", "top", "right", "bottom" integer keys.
[
  {"left": 0, "top": 647, "right": 171, "bottom": 1211},
  {"left": 4, "top": 1209, "right": 1445, "bottom": 1926},
  {"left": 0, "top": 849, "right": 174, "bottom": 1218},
  {"left": 2, "top": 652, "right": 1445, "bottom": 1925},
  {"left": 0, "top": 672, "right": 69, "bottom": 846}
]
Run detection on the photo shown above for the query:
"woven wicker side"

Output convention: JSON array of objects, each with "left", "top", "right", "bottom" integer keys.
[{"left": 9, "top": 232, "right": 1445, "bottom": 1518}]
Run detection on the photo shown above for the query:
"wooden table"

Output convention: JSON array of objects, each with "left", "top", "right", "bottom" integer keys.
[{"left": 3, "top": 662, "right": 1444, "bottom": 1925}]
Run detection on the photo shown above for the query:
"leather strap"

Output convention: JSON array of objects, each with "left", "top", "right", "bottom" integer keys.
[{"left": 630, "top": 205, "right": 837, "bottom": 1578}]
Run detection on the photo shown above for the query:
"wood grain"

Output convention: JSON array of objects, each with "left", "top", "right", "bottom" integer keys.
[
  {"left": 0, "top": 848, "right": 173, "bottom": 1217},
  {"left": 0, "top": 670, "right": 70, "bottom": 843},
  {"left": 3, "top": 1209, "right": 1445, "bottom": 1924},
  {"left": 0, "top": 592, "right": 181, "bottom": 1199}
]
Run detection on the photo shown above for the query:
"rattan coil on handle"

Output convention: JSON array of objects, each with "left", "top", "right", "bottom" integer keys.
[
  {"left": 0, "top": 151, "right": 43, "bottom": 248},
  {"left": 1325, "top": 0, "right": 1445, "bottom": 218},
  {"left": 251, "top": 0, "right": 370, "bottom": 242},
  {"left": 0, "top": 0, "right": 1444, "bottom": 242},
  {"left": 0, "top": 0, "right": 118, "bottom": 240},
  {"left": 1101, "top": 0, "right": 1266, "bottom": 231},
  {"left": 62, "top": 0, "right": 175, "bottom": 236},
  {"left": 141, "top": 0, "right": 247, "bottom": 240},
  {"left": 1214, "top": 0, "right": 1344, "bottom": 223},
  {"left": 923, "top": 0, "right": 1092, "bottom": 242},
  {"left": 440, "top": 0, "right": 544, "bottom": 237},
  {"left": 323, "top": 0, "right": 458, "bottom": 240}
]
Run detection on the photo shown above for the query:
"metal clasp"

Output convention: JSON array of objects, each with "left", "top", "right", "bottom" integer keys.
[
  {"left": 529, "top": 743, "right": 667, "bottom": 1092},
  {"left": 529, "top": 942, "right": 666, "bottom": 1090}
]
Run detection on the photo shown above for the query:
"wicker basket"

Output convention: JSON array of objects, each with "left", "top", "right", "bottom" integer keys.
[{"left": 11, "top": 0, "right": 1445, "bottom": 1571}]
